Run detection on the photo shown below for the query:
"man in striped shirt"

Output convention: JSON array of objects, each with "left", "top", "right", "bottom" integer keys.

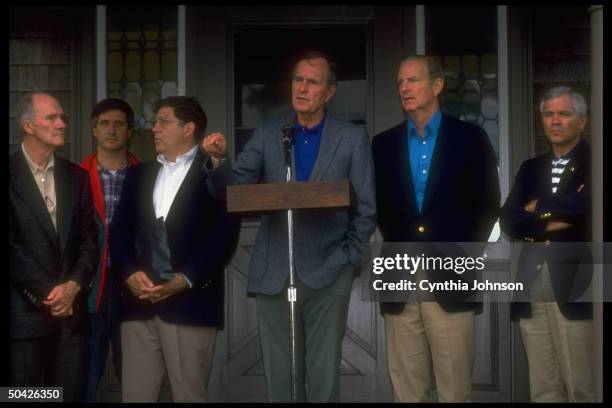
[{"left": 500, "top": 87, "right": 593, "bottom": 402}]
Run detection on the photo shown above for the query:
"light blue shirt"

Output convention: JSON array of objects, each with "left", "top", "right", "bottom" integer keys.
[{"left": 407, "top": 110, "right": 442, "bottom": 213}]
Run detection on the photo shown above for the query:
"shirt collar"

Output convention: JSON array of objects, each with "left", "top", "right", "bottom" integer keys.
[
  {"left": 553, "top": 138, "right": 583, "bottom": 161},
  {"left": 21, "top": 142, "right": 54, "bottom": 173},
  {"left": 295, "top": 111, "right": 327, "bottom": 133},
  {"left": 98, "top": 160, "right": 130, "bottom": 175},
  {"left": 157, "top": 145, "right": 198, "bottom": 168},
  {"left": 407, "top": 109, "right": 442, "bottom": 140}
]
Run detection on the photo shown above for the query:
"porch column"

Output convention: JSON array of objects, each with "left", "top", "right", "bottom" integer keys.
[{"left": 588, "top": 4, "right": 602, "bottom": 403}]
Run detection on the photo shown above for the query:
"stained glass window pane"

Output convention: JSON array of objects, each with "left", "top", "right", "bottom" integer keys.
[
  {"left": 107, "top": 52, "right": 123, "bottom": 82},
  {"left": 142, "top": 82, "right": 159, "bottom": 122},
  {"left": 143, "top": 51, "right": 160, "bottom": 80},
  {"left": 426, "top": 5, "right": 500, "bottom": 242},
  {"left": 106, "top": 6, "right": 178, "bottom": 161},
  {"left": 124, "top": 52, "right": 141, "bottom": 82},
  {"left": 161, "top": 51, "right": 177, "bottom": 81}
]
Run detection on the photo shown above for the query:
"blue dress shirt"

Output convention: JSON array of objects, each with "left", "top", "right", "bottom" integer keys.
[
  {"left": 294, "top": 113, "right": 326, "bottom": 182},
  {"left": 407, "top": 109, "right": 442, "bottom": 213}
]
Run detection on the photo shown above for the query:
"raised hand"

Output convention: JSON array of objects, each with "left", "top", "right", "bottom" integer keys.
[{"left": 202, "top": 132, "right": 228, "bottom": 160}]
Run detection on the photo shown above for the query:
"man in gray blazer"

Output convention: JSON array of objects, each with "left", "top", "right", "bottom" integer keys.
[{"left": 202, "top": 51, "right": 376, "bottom": 402}]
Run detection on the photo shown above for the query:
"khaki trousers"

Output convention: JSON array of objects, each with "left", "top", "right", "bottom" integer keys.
[
  {"left": 121, "top": 316, "right": 217, "bottom": 402},
  {"left": 519, "top": 302, "right": 594, "bottom": 402},
  {"left": 384, "top": 302, "right": 474, "bottom": 402}
]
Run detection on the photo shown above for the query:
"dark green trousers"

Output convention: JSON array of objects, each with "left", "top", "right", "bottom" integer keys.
[{"left": 256, "top": 266, "right": 354, "bottom": 402}]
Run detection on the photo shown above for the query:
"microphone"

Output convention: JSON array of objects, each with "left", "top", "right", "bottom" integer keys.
[
  {"left": 282, "top": 118, "right": 295, "bottom": 168},
  {"left": 282, "top": 120, "right": 295, "bottom": 149}
]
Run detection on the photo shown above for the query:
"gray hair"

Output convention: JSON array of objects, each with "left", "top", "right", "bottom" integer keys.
[
  {"left": 295, "top": 51, "right": 337, "bottom": 86},
  {"left": 539, "top": 86, "right": 587, "bottom": 116},
  {"left": 399, "top": 55, "right": 445, "bottom": 84},
  {"left": 15, "top": 92, "right": 38, "bottom": 134}
]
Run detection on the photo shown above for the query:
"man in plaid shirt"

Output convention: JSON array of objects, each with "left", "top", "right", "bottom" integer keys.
[{"left": 80, "top": 98, "right": 140, "bottom": 401}]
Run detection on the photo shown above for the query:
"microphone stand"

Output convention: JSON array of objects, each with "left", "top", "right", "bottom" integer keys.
[{"left": 282, "top": 124, "right": 298, "bottom": 402}]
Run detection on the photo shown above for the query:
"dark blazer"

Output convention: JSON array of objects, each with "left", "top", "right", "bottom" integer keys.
[
  {"left": 372, "top": 114, "right": 500, "bottom": 314},
  {"left": 9, "top": 149, "right": 99, "bottom": 339},
  {"left": 109, "top": 149, "right": 240, "bottom": 327},
  {"left": 500, "top": 138, "right": 592, "bottom": 320}
]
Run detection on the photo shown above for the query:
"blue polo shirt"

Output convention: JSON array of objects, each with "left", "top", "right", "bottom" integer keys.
[
  {"left": 294, "top": 113, "right": 326, "bottom": 182},
  {"left": 407, "top": 110, "right": 441, "bottom": 212}
]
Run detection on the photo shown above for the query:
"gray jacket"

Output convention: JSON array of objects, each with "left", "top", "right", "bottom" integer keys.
[{"left": 206, "top": 114, "right": 376, "bottom": 295}]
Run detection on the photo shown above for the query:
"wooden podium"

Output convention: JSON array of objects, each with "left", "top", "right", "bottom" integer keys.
[{"left": 226, "top": 179, "right": 355, "bottom": 215}]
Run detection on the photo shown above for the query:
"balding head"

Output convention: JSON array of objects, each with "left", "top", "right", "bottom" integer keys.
[{"left": 16, "top": 92, "right": 62, "bottom": 135}]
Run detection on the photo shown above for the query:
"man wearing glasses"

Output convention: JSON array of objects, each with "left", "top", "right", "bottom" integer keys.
[
  {"left": 9, "top": 92, "right": 99, "bottom": 401},
  {"left": 109, "top": 96, "right": 240, "bottom": 402}
]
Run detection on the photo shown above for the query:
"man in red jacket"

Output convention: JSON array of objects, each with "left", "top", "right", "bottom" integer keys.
[{"left": 80, "top": 98, "right": 140, "bottom": 401}]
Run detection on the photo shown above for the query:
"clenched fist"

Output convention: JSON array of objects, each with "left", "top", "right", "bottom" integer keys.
[{"left": 202, "top": 132, "right": 228, "bottom": 160}]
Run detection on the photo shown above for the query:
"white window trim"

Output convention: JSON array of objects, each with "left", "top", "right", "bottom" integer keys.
[
  {"left": 416, "top": 5, "right": 425, "bottom": 55},
  {"left": 178, "top": 5, "right": 186, "bottom": 95},
  {"left": 96, "top": 5, "right": 106, "bottom": 101}
]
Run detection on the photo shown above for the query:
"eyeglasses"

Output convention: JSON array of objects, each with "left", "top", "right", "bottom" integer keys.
[{"left": 152, "top": 116, "right": 186, "bottom": 128}]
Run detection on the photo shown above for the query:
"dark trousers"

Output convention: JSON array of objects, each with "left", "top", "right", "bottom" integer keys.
[
  {"left": 10, "top": 322, "right": 84, "bottom": 403},
  {"left": 82, "top": 275, "right": 122, "bottom": 402},
  {"left": 256, "top": 265, "right": 354, "bottom": 402}
]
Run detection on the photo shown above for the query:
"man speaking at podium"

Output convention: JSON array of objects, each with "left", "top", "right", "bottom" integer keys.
[{"left": 201, "top": 51, "right": 376, "bottom": 402}]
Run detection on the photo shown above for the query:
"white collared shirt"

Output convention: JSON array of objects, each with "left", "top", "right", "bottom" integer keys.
[{"left": 153, "top": 145, "right": 197, "bottom": 221}]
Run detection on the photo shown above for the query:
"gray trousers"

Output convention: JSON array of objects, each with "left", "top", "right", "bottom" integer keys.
[{"left": 256, "top": 266, "right": 353, "bottom": 402}]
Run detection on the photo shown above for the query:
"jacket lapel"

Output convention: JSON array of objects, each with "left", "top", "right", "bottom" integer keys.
[
  {"left": 420, "top": 115, "right": 449, "bottom": 213},
  {"left": 165, "top": 151, "right": 204, "bottom": 226},
  {"left": 555, "top": 157, "right": 576, "bottom": 194},
  {"left": 54, "top": 155, "right": 73, "bottom": 256},
  {"left": 308, "top": 116, "right": 343, "bottom": 181},
  {"left": 142, "top": 161, "right": 162, "bottom": 222},
  {"left": 396, "top": 121, "right": 419, "bottom": 215},
  {"left": 10, "top": 150, "right": 59, "bottom": 249},
  {"left": 555, "top": 139, "right": 587, "bottom": 194}
]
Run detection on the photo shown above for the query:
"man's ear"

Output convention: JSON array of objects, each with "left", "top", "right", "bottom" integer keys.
[
  {"left": 325, "top": 84, "right": 337, "bottom": 102},
  {"left": 184, "top": 122, "right": 196, "bottom": 140},
  {"left": 432, "top": 78, "right": 444, "bottom": 97},
  {"left": 22, "top": 119, "right": 34, "bottom": 136}
]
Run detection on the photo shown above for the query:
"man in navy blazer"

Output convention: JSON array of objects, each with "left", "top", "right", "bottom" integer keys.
[
  {"left": 500, "top": 87, "right": 593, "bottom": 402},
  {"left": 109, "top": 97, "right": 240, "bottom": 402},
  {"left": 372, "top": 56, "right": 500, "bottom": 402}
]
